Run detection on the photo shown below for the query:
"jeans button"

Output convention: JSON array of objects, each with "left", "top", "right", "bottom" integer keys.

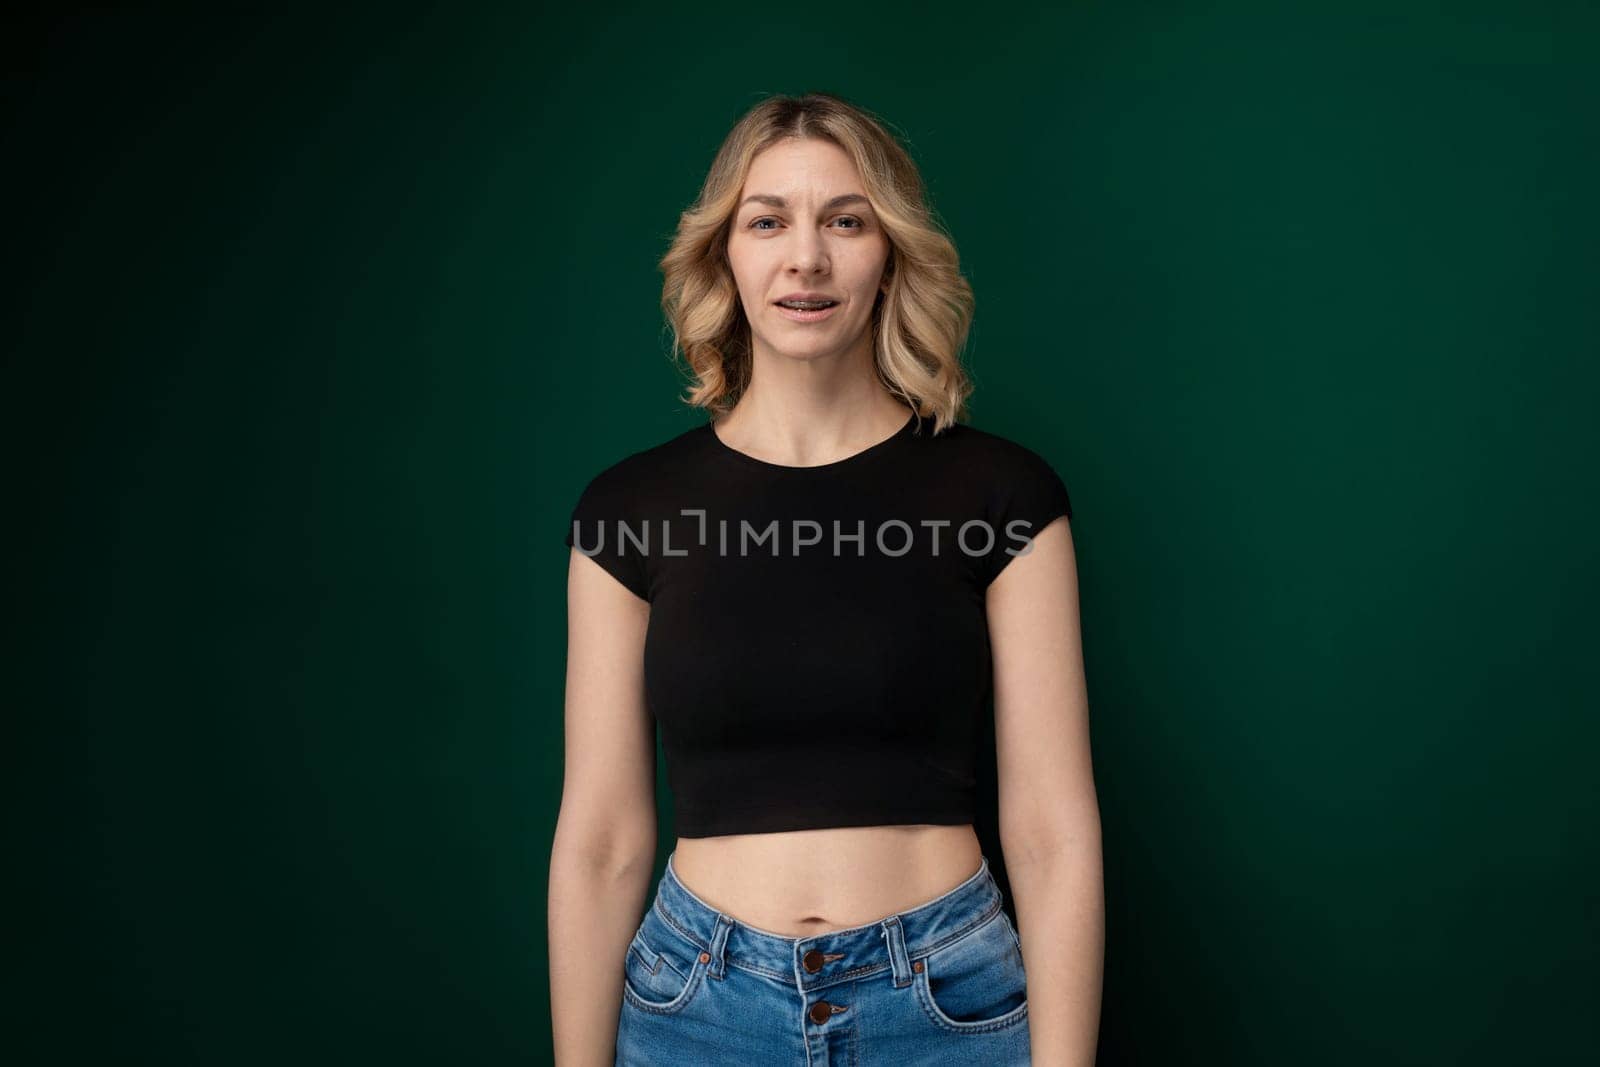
[
  {"left": 808, "top": 1000, "right": 832, "bottom": 1025},
  {"left": 802, "top": 949, "right": 825, "bottom": 973}
]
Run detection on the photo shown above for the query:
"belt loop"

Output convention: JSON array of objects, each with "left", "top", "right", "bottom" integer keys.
[
  {"left": 881, "top": 914, "right": 913, "bottom": 988},
  {"left": 706, "top": 914, "right": 734, "bottom": 980}
]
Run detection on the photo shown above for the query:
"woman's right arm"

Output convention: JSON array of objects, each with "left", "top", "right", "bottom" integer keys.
[{"left": 548, "top": 549, "right": 658, "bottom": 1066}]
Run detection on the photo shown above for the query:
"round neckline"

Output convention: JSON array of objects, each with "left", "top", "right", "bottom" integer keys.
[{"left": 706, "top": 409, "right": 920, "bottom": 472}]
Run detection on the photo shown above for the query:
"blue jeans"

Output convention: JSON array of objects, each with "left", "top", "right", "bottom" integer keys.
[{"left": 615, "top": 850, "right": 1031, "bottom": 1064}]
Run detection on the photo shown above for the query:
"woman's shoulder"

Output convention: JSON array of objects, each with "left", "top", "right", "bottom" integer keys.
[
  {"left": 571, "top": 420, "right": 711, "bottom": 496},
  {"left": 925, "top": 418, "right": 1065, "bottom": 473}
]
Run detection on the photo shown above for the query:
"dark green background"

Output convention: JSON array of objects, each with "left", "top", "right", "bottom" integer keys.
[{"left": 11, "top": 3, "right": 1596, "bottom": 1063}]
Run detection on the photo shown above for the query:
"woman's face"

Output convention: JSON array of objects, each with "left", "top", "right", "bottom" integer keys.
[{"left": 727, "top": 137, "right": 891, "bottom": 365}]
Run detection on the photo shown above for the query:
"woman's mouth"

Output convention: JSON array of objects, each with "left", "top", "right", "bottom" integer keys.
[{"left": 773, "top": 299, "right": 840, "bottom": 323}]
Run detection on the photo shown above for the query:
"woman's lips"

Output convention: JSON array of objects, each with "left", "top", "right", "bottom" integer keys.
[{"left": 774, "top": 302, "right": 840, "bottom": 323}]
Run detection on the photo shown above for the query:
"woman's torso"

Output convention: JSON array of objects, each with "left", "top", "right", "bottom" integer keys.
[
  {"left": 669, "top": 823, "right": 982, "bottom": 936},
  {"left": 566, "top": 416, "right": 1071, "bottom": 929}
]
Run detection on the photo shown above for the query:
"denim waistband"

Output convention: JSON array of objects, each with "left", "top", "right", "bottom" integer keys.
[{"left": 652, "top": 850, "right": 1004, "bottom": 992}]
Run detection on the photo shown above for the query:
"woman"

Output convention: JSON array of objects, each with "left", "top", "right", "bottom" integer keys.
[{"left": 550, "top": 92, "right": 1102, "bottom": 1065}]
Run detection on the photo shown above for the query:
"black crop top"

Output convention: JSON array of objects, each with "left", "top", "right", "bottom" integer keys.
[{"left": 562, "top": 411, "right": 1074, "bottom": 838}]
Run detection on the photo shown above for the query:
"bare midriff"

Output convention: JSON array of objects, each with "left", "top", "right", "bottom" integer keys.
[{"left": 670, "top": 823, "right": 983, "bottom": 937}]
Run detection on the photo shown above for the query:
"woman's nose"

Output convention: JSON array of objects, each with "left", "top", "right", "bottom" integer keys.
[{"left": 786, "top": 231, "right": 829, "bottom": 274}]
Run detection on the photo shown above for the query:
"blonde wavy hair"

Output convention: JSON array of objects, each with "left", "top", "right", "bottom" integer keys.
[{"left": 659, "top": 92, "right": 975, "bottom": 434}]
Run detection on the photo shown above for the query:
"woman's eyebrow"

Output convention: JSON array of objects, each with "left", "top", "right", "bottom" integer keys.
[{"left": 739, "top": 193, "right": 871, "bottom": 211}]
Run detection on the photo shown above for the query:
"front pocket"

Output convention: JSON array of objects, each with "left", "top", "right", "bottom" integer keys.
[
  {"left": 914, "top": 910, "right": 1029, "bottom": 1033},
  {"left": 621, "top": 922, "right": 705, "bottom": 1015}
]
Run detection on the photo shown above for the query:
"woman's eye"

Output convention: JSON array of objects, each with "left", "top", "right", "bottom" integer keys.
[{"left": 747, "top": 216, "right": 865, "bottom": 231}]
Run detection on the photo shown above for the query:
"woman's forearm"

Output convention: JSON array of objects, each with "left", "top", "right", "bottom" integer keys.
[
  {"left": 1007, "top": 826, "right": 1106, "bottom": 1065},
  {"left": 548, "top": 839, "right": 657, "bottom": 1066}
]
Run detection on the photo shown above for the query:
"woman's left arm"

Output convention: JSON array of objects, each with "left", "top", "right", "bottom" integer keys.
[{"left": 988, "top": 515, "right": 1104, "bottom": 1066}]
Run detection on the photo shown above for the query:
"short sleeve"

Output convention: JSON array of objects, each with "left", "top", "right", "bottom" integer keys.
[
  {"left": 982, "top": 446, "right": 1074, "bottom": 587},
  {"left": 563, "top": 466, "right": 652, "bottom": 601}
]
